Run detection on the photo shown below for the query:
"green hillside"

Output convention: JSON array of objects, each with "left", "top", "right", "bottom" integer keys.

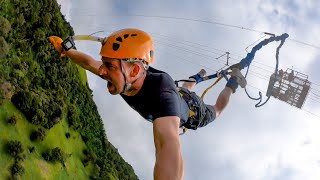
[{"left": 0, "top": 0, "right": 138, "bottom": 179}]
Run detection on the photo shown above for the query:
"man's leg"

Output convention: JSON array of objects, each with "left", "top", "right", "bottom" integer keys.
[
  {"left": 213, "top": 68, "right": 247, "bottom": 118},
  {"left": 213, "top": 87, "right": 233, "bottom": 118},
  {"left": 183, "top": 68, "right": 246, "bottom": 120}
]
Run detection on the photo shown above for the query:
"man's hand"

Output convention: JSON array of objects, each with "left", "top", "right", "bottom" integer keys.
[
  {"left": 48, "top": 36, "right": 65, "bottom": 57},
  {"left": 153, "top": 116, "right": 184, "bottom": 180}
]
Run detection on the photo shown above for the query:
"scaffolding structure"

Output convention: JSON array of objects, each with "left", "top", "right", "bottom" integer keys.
[{"left": 266, "top": 68, "right": 311, "bottom": 109}]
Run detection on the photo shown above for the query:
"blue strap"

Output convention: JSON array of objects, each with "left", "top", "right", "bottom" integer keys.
[
  {"left": 240, "top": 33, "right": 289, "bottom": 107},
  {"left": 237, "top": 33, "right": 289, "bottom": 70}
]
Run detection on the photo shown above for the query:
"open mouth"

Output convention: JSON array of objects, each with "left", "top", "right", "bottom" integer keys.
[{"left": 107, "top": 81, "right": 113, "bottom": 88}]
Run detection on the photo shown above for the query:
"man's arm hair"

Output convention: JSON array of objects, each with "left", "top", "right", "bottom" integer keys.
[
  {"left": 153, "top": 116, "right": 184, "bottom": 180},
  {"left": 64, "top": 49, "right": 102, "bottom": 75}
]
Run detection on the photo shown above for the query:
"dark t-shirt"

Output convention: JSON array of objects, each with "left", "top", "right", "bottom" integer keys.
[{"left": 121, "top": 67, "right": 189, "bottom": 124}]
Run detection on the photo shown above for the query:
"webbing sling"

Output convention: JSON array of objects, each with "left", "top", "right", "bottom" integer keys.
[{"left": 177, "top": 87, "right": 205, "bottom": 135}]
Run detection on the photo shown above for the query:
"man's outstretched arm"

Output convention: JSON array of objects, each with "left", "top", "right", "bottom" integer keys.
[
  {"left": 64, "top": 49, "right": 102, "bottom": 75},
  {"left": 153, "top": 116, "right": 184, "bottom": 180},
  {"left": 48, "top": 36, "right": 102, "bottom": 75}
]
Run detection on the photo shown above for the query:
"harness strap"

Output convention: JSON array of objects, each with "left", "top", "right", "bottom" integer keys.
[{"left": 177, "top": 87, "right": 203, "bottom": 131}]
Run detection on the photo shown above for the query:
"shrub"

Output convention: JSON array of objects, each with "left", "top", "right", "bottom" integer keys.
[
  {"left": 42, "top": 147, "right": 65, "bottom": 162},
  {"left": 30, "top": 128, "right": 46, "bottom": 142},
  {"left": 82, "top": 149, "right": 97, "bottom": 167},
  {"left": 17, "top": 14, "right": 25, "bottom": 26},
  {"left": 8, "top": 113, "right": 17, "bottom": 125},
  {"left": 28, "top": 146, "right": 35, "bottom": 153},
  {"left": 11, "top": 161, "right": 25, "bottom": 177},
  {"left": 0, "top": 36, "right": 9, "bottom": 58},
  {"left": 0, "top": 80, "right": 14, "bottom": 106},
  {"left": 0, "top": 16, "right": 11, "bottom": 35},
  {"left": 6, "top": 140, "right": 23, "bottom": 157},
  {"left": 65, "top": 132, "right": 70, "bottom": 139}
]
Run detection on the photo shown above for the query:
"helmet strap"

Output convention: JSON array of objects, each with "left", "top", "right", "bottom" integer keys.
[
  {"left": 119, "top": 60, "right": 130, "bottom": 93},
  {"left": 119, "top": 60, "right": 146, "bottom": 94}
]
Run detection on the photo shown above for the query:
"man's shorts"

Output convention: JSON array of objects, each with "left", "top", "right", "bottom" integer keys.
[{"left": 178, "top": 87, "right": 216, "bottom": 129}]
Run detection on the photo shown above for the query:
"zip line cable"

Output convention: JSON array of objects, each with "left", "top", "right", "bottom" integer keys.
[
  {"left": 127, "top": 14, "right": 264, "bottom": 33},
  {"left": 245, "top": 34, "right": 267, "bottom": 53},
  {"left": 153, "top": 36, "right": 276, "bottom": 73},
  {"left": 309, "top": 94, "right": 320, "bottom": 101},
  {"left": 154, "top": 43, "right": 217, "bottom": 71},
  {"left": 309, "top": 97, "right": 320, "bottom": 104},
  {"left": 125, "top": 14, "right": 320, "bottom": 50},
  {"left": 310, "top": 91, "right": 320, "bottom": 98},
  {"left": 152, "top": 36, "right": 276, "bottom": 73},
  {"left": 154, "top": 39, "right": 273, "bottom": 81},
  {"left": 81, "top": 23, "right": 281, "bottom": 74},
  {"left": 92, "top": 27, "right": 320, "bottom": 96},
  {"left": 152, "top": 33, "right": 227, "bottom": 54},
  {"left": 153, "top": 39, "right": 228, "bottom": 67},
  {"left": 152, "top": 33, "right": 320, "bottom": 97},
  {"left": 153, "top": 38, "right": 226, "bottom": 66},
  {"left": 151, "top": 31, "right": 276, "bottom": 70},
  {"left": 311, "top": 88, "right": 320, "bottom": 93},
  {"left": 82, "top": 28, "right": 320, "bottom": 98},
  {"left": 302, "top": 108, "right": 320, "bottom": 119},
  {"left": 311, "top": 82, "right": 320, "bottom": 87},
  {"left": 83, "top": 26, "right": 287, "bottom": 85},
  {"left": 153, "top": 35, "right": 226, "bottom": 60},
  {"left": 70, "top": 22, "right": 320, "bottom": 110}
]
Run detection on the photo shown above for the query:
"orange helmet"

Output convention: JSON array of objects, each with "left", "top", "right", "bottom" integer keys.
[{"left": 100, "top": 28, "right": 154, "bottom": 64}]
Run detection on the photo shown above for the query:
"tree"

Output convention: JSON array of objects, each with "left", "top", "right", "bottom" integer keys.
[
  {"left": 0, "top": 16, "right": 11, "bottom": 35},
  {"left": 30, "top": 128, "right": 46, "bottom": 142},
  {"left": 0, "top": 80, "right": 15, "bottom": 104},
  {"left": 0, "top": 36, "right": 9, "bottom": 58},
  {"left": 43, "top": 13, "right": 52, "bottom": 27},
  {"left": 11, "top": 161, "right": 25, "bottom": 178},
  {"left": 6, "top": 140, "right": 24, "bottom": 157},
  {"left": 42, "top": 147, "right": 70, "bottom": 165},
  {"left": 17, "top": 14, "right": 25, "bottom": 26}
]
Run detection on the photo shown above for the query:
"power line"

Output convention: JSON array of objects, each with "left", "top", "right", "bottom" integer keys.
[
  {"left": 311, "top": 87, "right": 320, "bottom": 93},
  {"left": 310, "top": 91, "right": 320, "bottom": 98},
  {"left": 302, "top": 108, "right": 320, "bottom": 119},
  {"left": 308, "top": 97, "right": 320, "bottom": 104},
  {"left": 311, "top": 82, "right": 320, "bottom": 87}
]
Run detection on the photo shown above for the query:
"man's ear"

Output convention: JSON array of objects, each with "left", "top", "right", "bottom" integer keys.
[{"left": 130, "top": 63, "right": 141, "bottom": 77}]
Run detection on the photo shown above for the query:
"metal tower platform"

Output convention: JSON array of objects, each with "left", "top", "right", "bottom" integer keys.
[{"left": 266, "top": 68, "right": 311, "bottom": 109}]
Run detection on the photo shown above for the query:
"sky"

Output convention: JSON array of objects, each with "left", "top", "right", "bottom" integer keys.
[{"left": 56, "top": 0, "right": 320, "bottom": 179}]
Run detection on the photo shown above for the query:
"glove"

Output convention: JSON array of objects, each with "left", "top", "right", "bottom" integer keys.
[{"left": 48, "top": 36, "right": 65, "bottom": 57}]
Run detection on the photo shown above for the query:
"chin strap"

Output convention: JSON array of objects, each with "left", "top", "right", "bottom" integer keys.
[{"left": 119, "top": 60, "right": 146, "bottom": 94}]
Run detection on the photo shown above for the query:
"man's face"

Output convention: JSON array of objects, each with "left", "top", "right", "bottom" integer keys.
[{"left": 99, "top": 57, "right": 125, "bottom": 95}]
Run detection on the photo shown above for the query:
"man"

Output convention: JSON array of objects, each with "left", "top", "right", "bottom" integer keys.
[{"left": 48, "top": 28, "right": 246, "bottom": 180}]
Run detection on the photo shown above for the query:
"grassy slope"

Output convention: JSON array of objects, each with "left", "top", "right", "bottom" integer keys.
[
  {"left": 0, "top": 0, "right": 138, "bottom": 179},
  {"left": 0, "top": 0, "right": 92, "bottom": 178},
  {"left": 0, "top": 100, "right": 94, "bottom": 179}
]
